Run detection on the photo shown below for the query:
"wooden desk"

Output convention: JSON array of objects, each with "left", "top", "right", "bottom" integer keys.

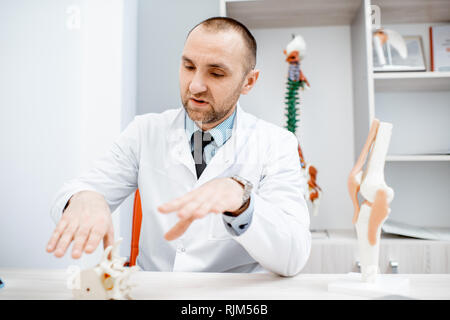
[{"left": 0, "top": 269, "right": 449, "bottom": 300}]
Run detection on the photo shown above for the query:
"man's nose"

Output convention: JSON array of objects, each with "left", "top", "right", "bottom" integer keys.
[{"left": 189, "top": 72, "right": 207, "bottom": 95}]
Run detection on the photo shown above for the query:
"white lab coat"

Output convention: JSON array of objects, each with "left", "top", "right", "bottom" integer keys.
[{"left": 51, "top": 104, "right": 311, "bottom": 276}]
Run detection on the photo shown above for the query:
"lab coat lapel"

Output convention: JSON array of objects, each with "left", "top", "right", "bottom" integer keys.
[
  {"left": 166, "top": 108, "right": 197, "bottom": 179},
  {"left": 196, "top": 104, "right": 255, "bottom": 186}
]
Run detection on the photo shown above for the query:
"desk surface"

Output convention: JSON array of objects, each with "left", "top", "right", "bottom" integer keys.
[{"left": 0, "top": 269, "right": 449, "bottom": 300}]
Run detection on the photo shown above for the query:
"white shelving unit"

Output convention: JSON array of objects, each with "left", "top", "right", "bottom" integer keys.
[
  {"left": 351, "top": 0, "right": 450, "bottom": 229},
  {"left": 373, "top": 71, "right": 450, "bottom": 79},
  {"left": 386, "top": 154, "right": 450, "bottom": 162},
  {"left": 374, "top": 71, "right": 450, "bottom": 92},
  {"left": 225, "top": 0, "right": 450, "bottom": 273},
  {"left": 304, "top": 230, "right": 450, "bottom": 274}
]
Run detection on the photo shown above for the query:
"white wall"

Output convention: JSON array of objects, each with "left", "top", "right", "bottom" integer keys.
[
  {"left": 136, "top": 0, "right": 220, "bottom": 115},
  {"left": 239, "top": 26, "right": 356, "bottom": 230},
  {"left": 384, "top": 162, "right": 450, "bottom": 227},
  {"left": 0, "top": 0, "right": 137, "bottom": 268},
  {"left": 116, "top": 0, "right": 138, "bottom": 262}
]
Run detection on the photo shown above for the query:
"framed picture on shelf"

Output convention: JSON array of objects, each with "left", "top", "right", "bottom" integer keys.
[{"left": 373, "top": 35, "right": 426, "bottom": 72}]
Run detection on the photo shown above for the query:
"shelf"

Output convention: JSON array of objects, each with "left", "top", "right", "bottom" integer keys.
[
  {"left": 374, "top": 72, "right": 450, "bottom": 92},
  {"left": 311, "top": 229, "right": 450, "bottom": 244},
  {"left": 374, "top": 72, "right": 450, "bottom": 80},
  {"left": 225, "top": 0, "right": 450, "bottom": 29},
  {"left": 225, "top": 0, "right": 362, "bottom": 28},
  {"left": 371, "top": 0, "right": 450, "bottom": 24},
  {"left": 386, "top": 154, "right": 450, "bottom": 162}
]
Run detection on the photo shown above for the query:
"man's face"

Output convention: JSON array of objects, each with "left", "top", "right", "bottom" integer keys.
[{"left": 179, "top": 26, "right": 251, "bottom": 129}]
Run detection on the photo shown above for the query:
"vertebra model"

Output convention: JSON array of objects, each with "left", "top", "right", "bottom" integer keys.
[{"left": 72, "top": 238, "right": 139, "bottom": 299}]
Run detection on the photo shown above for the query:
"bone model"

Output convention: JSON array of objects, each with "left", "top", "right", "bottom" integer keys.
[
  {"left": 348, "top": 119, "right": 394, "bottom": 282},
  {"left": 283, "top": 34, "right": 321, "bottom": 216},
  {"left": 72, "top": 238, "right": 139, "bottom": 299}
]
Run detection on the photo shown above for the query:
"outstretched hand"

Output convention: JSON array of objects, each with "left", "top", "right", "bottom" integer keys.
[
  {"left": 46, "top": 191, "right": 114, "bottom": 259},
  {"left": 158, "top": 177, "right": 245, "bottom": 241}
]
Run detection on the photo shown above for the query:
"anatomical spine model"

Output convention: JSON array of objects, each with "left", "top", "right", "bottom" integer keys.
[
  {"left": 72, "top": 238, "right": 139, "bottom": 299},
  {"left": 283, "top": 34, "right": 321, "bottom": 216},
  {"left": 348, "top": 119, "right": 394, "bottom": 282}
]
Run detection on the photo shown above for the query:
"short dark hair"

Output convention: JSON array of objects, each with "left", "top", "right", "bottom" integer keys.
[{"left": 188, "top": 16, "right": 257, "bottom": 73}]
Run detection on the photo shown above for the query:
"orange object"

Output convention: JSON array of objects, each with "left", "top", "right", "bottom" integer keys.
[
  {"left": 297, "top": 144, "right": 306, "bottom": 169},
  {"left": 374, "top": 30, "right": 388, "bottom": 46},
  {"left": 368, "top": 189, "right": 389, "bottom": 246},
  {"left": 298, "top": 143, "right": 321, "bottom": 204},
  {"left": 128, "top": 189, "right": 143, "bottom": 267},
  {"left": 299, "top": 70, "right": 310, "bottom": 88},
  {"left": 307, "top": 166, "right": 321, "bottom": 202},
  {"left": 348, "top": 119, "right": 380, "bottom": 224},
  {"left": 102, "top": 273, "right": 114, "bottom": 291},
  {"left": 430, "top": 26, "right": 434, "bottom": 71},
  {"left": 283, "top": 49, "right": 299, "bottom": 63}
]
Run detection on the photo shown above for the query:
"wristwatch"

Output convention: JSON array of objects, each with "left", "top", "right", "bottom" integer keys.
[{"left": 224, "top": 175, "right": 253, "bottom": 216}]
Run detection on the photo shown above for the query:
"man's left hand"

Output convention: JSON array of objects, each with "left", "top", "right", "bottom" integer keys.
[{"left": 157, "top": 177, "right": 244, "bottom": 241}]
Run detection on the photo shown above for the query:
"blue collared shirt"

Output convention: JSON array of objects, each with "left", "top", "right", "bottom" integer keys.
[{"left": 184, "top": 108, "right": 254, "bottom": 236}]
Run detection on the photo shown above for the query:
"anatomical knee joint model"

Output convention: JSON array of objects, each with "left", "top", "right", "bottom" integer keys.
[{"left": 348, "top": 119, "right": 394, "bottom": 282}]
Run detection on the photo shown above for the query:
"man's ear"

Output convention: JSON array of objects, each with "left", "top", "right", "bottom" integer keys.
[{"left": 241, "top": 69, "right": 260, "bottom": 95}]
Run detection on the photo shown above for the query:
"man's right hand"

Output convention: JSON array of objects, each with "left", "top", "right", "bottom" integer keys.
[{"left": 46, "top": 191, "right": 114, "bottom": 259}]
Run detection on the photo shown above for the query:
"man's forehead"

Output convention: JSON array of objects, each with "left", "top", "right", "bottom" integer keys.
[
  {"left": 187, "top": 24, "right": 242, "bottom": 42},
  {"left": 183, "top": 27, "right": 245, "bottom": 66}
]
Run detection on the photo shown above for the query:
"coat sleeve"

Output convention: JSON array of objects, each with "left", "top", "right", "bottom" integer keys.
[
  {"left": 49, "top": 117, "right": 142, "bottom": 224},
  {"left": 232, "top": 130, "right": 311, "bottom": 277}
]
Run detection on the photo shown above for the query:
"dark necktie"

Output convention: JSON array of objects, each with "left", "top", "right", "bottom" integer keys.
[{"left": 191, "top": 130, "right": 214, "bottom": 178}]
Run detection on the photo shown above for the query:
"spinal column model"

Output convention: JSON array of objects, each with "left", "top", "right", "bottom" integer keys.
[
  {"left": 283, "top": 34, "right": 321, "bottom": 216},
  {"left": 348, "top": 119, "right": 394, "bottom": 282}
]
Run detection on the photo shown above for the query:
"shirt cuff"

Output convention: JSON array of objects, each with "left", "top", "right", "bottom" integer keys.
[{"left": 222, "top": 195, "right": 254, "bottom": 236}]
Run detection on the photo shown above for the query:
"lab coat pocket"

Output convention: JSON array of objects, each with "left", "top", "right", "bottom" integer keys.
[{"left": 208, "top": 214, "right": 233, "bottom": 241}]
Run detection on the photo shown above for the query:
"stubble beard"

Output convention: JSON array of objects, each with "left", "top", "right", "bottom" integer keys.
[{"left": 181, "top": 83, "right": 243, "bottom": 127}]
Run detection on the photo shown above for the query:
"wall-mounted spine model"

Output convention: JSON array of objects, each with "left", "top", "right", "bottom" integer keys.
[
  {"left": 283, "top": 34, "right": 321, "bottom": 216},
  {"left": 285, "top": 79, "right": 304, "bottom": 140}
]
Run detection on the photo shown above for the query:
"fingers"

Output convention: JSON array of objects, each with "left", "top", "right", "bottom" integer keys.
[
  {"left": 177, "top": 201, "right": 203, "bottom": 220},
  {"left": 158, "top": 194, "right": 193, "bottom": 214},
  {"left": 159, "top": 188, "right": 217, "bottom": 240},
  {"left": 84, "top": 224, "right": 107, "bottom": 254},
  {"left": 103, "top": 226, "right": 115, "bottom": 250},
  {"left": 159, "top": 179, "right": 235, "bottom": 241},
  {"left": 53, "top": 223, "right": 78, "bottom": 258},
  {"left": 47, "top": 191, "right": 114, "bottom": 258},
  {"left": 46, "top": 218, "right": 69, "bottom": 253},
  {"left": 49, "top": 215, "right": 112, "bottom": 259},
  {"left": 164, "top": 200, "right": 213, "bottom": 241},
  {"left": 102, "top": 228, "right": 115, "bottom": 260},
  {"left": 193, "top": 202, "right": 213, "bottom": 219},
  {"left": 164, "top": 217, "right": 194, "bottom": 241},
  {"left": 159, "top": 189, "right": 211, "bottom": 217},
  {"left": 71, "top": 226, "right": 90, "bottom": 259}
]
